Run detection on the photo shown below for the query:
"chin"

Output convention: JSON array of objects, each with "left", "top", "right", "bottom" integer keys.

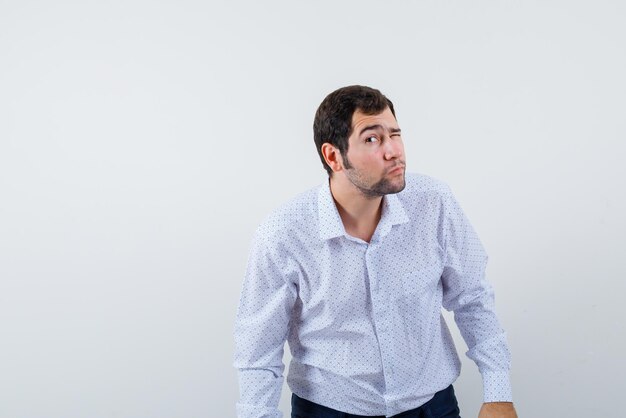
[
  {"left": 391, "top": 180, "right": 406, "bottom": 194},
  {"left": 376, "top": 177, "right": 405, "bottom": 196},
  {"left": 388, "top": 173, "right": 406, "bottom": 191}
]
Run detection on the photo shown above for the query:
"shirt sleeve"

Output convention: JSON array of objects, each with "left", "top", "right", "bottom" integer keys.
[
  {"left": 439, "top": 186, "right": 513, "bottom": 403},
  {"left": 233, "top": 227, "right": 298, "bottom": 418}
]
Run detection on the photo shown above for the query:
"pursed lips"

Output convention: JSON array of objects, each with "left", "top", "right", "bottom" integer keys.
[{"left": 386, "top": 164, "right": 405, "bottom": 174}]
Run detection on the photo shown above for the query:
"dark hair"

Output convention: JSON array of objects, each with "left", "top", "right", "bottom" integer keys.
[{"left": 313, "top": 85, "right": 395, "bottom": 175}]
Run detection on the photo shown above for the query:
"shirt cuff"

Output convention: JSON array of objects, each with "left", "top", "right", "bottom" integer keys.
[
  {"left": 236, "top": 402, "right": 283, "bottom": 418},
  {"left": 481, "top": 370, "right": 513, "bottom": 403}
]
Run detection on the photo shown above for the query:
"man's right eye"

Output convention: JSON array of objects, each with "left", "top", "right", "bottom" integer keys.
[{"left": 365, "top": 136, "right": 379, "bottom": 143}]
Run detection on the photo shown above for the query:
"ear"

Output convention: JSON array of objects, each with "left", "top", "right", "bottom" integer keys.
[{"left": 321, "top": 143, "right": 344, "bottom": 173}]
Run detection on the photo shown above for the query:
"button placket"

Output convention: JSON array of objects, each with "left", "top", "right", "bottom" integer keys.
[{"left": 366, "top": 244, "right": 395, "bottom": 382}]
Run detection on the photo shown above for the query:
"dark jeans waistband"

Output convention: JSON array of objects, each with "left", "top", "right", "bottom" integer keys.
[{"left": 291, "top": 384, "right": 461, "bottom": 418}]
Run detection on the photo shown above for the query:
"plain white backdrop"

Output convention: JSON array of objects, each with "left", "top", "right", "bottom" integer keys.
[{"left": 1, "top": 1, "right": 625, "bottom": 417}]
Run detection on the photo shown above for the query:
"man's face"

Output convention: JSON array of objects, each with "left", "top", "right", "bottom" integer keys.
[{"left": 341, "top": 107, "right": 406, "bottom": 197}]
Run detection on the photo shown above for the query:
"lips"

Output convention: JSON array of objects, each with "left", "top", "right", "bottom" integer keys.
[{"left": 387, "top": 165, "right": 405, "bottom": 175}]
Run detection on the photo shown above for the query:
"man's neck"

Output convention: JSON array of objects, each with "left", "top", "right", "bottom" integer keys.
[{"left": 329, "top": 176, "right": 383, "bottom": 243}]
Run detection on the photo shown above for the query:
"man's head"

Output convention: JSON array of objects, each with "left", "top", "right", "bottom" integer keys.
[{"left": 313, "top": 85, "right": 406, "bottom": 196}]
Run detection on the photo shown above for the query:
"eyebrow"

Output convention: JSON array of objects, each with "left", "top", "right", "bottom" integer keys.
[{"left": 359, "top": 124, "right": 401, "bottom": 135}]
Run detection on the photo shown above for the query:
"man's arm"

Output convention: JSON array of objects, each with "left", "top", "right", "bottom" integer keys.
[
  {"left": 233, "top": 228, "right": 298, "bottom": 418},
  {"left": 438, "top": 185, "right": 516, "bottom": 413},
  {"left": 479, "top": 402, "right": 518, "bottom": 418}
]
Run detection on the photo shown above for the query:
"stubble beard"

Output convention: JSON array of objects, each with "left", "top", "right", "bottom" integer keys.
[{"left": 343, "top": 157, "right": 406, "bottom": 198}]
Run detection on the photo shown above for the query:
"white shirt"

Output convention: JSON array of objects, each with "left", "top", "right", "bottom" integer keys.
[{"left": 233, "top": 173, "right": 512, "bottom": 418}]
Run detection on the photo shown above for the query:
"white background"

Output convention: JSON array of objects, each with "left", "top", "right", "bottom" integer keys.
[{"left": 1, "top": 1, "right": 625, "bottom": 417}]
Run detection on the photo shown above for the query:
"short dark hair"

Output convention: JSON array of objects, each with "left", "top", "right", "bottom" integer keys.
[{"left": 313, "top": 85, "right": 395, "bottom": 176}]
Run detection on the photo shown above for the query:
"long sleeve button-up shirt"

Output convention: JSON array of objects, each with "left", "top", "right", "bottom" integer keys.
[{"left": 233, "top": 173, "right": 512, "bottom": 418}]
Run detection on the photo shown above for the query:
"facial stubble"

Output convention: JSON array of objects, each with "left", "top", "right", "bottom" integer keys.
[{"left": 342, "top": 154, "right": 406, "bottom": 198}]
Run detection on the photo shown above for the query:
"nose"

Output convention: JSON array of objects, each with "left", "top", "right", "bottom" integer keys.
[{"left": 383, "top": 137, "right": 402, "bottom": 160}]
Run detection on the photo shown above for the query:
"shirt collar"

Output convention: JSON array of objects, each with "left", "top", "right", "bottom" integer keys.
[
  {"left": 317, "top": 180, "right": 410, "bottom": 242},
  {"left": 318, "top": 181, "right": 346, "bottom": 240}
]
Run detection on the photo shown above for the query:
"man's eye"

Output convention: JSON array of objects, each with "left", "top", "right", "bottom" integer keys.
[{"left": 365, "top": 136, "right": 379, "bottom": 143}]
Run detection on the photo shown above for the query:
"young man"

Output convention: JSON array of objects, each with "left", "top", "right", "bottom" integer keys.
[{"left": 234, "top": 86, "right": 518, "bottom": 418}]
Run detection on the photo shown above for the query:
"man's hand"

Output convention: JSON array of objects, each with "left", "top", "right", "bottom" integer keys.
[{"left": 478, "top": 402, "right": 518, "bottom": 418}]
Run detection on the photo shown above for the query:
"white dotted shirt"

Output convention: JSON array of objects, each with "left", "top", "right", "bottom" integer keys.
[{"left": 233, "top": 173, "right": 512, "bottom": 418}]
